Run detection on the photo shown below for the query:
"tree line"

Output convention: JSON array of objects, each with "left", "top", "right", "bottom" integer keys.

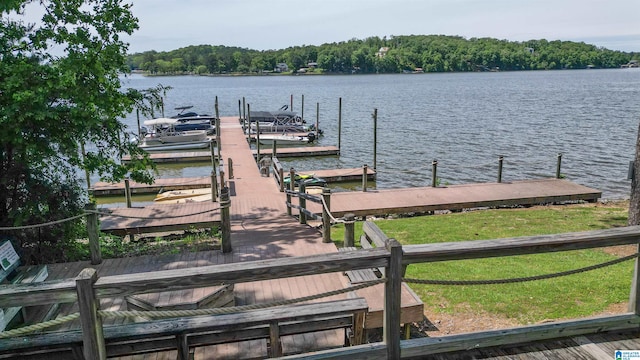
[{"left": 127, "top": 35, "right": 638, "bottom": 75}]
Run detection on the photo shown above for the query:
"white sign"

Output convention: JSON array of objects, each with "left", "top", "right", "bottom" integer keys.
[{"left": 0, "top": 241, "right": 19, "bottom": 271}]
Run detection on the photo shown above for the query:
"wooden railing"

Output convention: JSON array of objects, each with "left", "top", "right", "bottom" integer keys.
[{"left": 1, "top": 225, "right": 640, "bottom": 359}]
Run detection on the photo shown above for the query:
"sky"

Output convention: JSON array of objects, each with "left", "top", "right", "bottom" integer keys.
[{"left": 122, "top": 0, "right": 640, "bottom": 53}]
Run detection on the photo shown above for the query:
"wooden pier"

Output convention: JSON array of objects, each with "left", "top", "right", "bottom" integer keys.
[
  {"left": 121, "top": 150, "right": 217, "bottom": 164},
  {"left": 304, "top": 178, "right": 601, "bottom": 218},
  {"left": 253, "top": 145, "right": 339, "bottom": 158},
  {"left": 1, "top": 113, "right": 634, "bottom": 359},
  {"left": 91, "top": 176, "right": 211, "bottom": 196}
]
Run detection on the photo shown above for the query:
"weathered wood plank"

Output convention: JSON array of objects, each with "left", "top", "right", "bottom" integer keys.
[
  {"left": 92, "top": 250, "right": 388, "bottom": 300},
  {"left": 0, "top": 298, "right": 368, "bottom": 357},
  {"left": 400, "top": 313, "right": 640, "bottom": 358},
  {"left": 363, "top": 221, "right": 389, "bottom": 249},
  {"left": 305, "top": 179, "right": 602, "bottom": 218},
  {"left": 403, "top": 225, "right": 640, "bottom": 264},
  {"left": 278, "top": 342, "right": 388, "bottom": 359}
]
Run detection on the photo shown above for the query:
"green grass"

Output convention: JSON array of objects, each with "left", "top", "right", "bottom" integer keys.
[{"left": 331, "top": 203, "right": 632, "bottom": 324}]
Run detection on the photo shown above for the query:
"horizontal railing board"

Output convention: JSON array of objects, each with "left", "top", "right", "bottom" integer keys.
[
  {"left": 0, "top": 250, "right": 388, "bottom": 308},
  {"left": 279, "top": 342, "right": 388, "bottom": 359},
  {"left": 402, "top": 225, "right": 640, "bottom": 264},
  {"left": 0, "top": 278, "right": 78, "bottom": 308},
  {"left": 94, "top": 250, "right": 388, "bottom": 299},
  {"left": 363, "top": 221, "right": 389, "bottom": 249},
  {"left": 400, "top": 313, "right": 640, "bottom": 358}
]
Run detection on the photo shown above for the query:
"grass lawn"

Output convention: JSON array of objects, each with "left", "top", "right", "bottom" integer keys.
[{"left": 331, "top": 202, "right": 633, "bottom": 325}]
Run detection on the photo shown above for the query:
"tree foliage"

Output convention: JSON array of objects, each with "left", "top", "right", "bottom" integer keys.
[
  {"left": 128, "top": 35, "right": 637, "bottom": 75},
  {"left": 1, "top": 0, "right": 157, "bottom": 263}
]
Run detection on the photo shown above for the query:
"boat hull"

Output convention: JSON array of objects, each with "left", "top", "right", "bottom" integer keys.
[{"left": 139, "top": 139, "right": 211, "bottom": 152}]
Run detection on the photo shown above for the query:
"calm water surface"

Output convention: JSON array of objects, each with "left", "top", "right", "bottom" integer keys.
[{"left": 117, "top": 69, "right": 640, "bottom": 201}]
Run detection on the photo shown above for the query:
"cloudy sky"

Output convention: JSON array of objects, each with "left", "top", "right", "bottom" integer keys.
[
  {"left": 122, "top": 0, "right": 640, "bottom": 53},
  {"left": 16, "top": 0, "right": 638, "bottom": 53}
]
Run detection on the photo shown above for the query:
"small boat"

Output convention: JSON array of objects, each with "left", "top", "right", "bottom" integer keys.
[
  {"left": 154, "top": 188, "right": 212, "bottom": 202},
  {"left": 283, "top": 173, "right": 327, "bottom": 188},
  {"left": 171, "top": 106, "right": 216, "bottom": 135},
  {"left": 256, "top": 132, "right": 316, "bottom": 145},
  {"left": 139, "top": 117, "right": 211, "bottom": 151},
  {"left": 247, "top": 107, "right": 322, "bottom": 135}
]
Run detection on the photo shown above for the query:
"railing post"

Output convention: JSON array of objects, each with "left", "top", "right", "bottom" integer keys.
[
  {"left": 124, "top": 178, "right": 132, "bottom": 208},
  {"left": 338, "top": 97, "right": 342, "bottom": 154},
  {"left": 219, "top": 169, "right": 226, "bottom": 191},
  {"left": 228, "top": 157, "right": 234, "bottom": 179},
  {"left": 210, "top": 141, "right": 216, "bottom": 169},
  {"left": 210, "top": 171, "right": 218, "bottom": 203},
  {"left": 287, "top": 168, "right": 295, "bottom": 216},
  {"left": 344, "top": 213, "right": 355, "bottom": 247},
  {"left": 630, "top": 247, "right": 640, "bottom": 314},
  {"left": 384, "top": 239, "right": 403, "bottom": 359},
  {"left": 272, "top": 140, "right": 277, "bottom": 159},
  {"left": 84, "top": 203, "right": 102, "bottom": 265},
  {"left": 431, "top": 159, "right": 438, "bottom": 187},
  {"left": 215, "top": 98, "right": 221, "bottom": 155},
  {"left": 76, "top": 268, "right": 106, "bottom": 360},
  {"left": 299, "top": 182, "right": 307, "bottom": 225},
  {"left": 362, "top": 164, "right": 368, "bottom": 192},
  {"left": 322, "top": 188, "right": 332, "bottom": 243},
  {"left": 242, "top": 97, "right": 246, "bottom": 124},
  {"left": 279, "top": 165, "right": 285, "bottom": 192},
  {"left": 556, "top": 153, "right": 563, "bottom": 179},
  {"left": 220, "top": 187, "right": 232, "bottom": 253},
  {"left": 498, "top": 155, "right": 504, "bottom": 183}
]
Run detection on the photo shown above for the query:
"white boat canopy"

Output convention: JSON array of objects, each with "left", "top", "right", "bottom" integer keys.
[{"left": 143, "top": 117, "right": 179, "bottom": 126}]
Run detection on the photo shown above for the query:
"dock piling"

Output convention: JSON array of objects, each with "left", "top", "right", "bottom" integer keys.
[
  {"left": 556, "top": 153, "right": 563, "bottom": 179},
  {"left": 373, "top": 108, "right": 378, "bottom": 171},
  {"left": 432, "top": 160, "right": 438, "bottom": 187},
  {"left": 124, "top": 178, "right": 132, "bottom": 208},
  {"left": 210, "top": 171, "right": 218, "bottom": 202},
  {"left": 498, "top": 156, "right": 504, "bottom": 183},
  {"left": 338, "top": 98, "right": 342, "bottom": 154},
  {"left": 85, "top": 203, "right": 102, "bottom": 265},
  {"left": 363, "top": 164, "right": 368, "bottom": 192}
]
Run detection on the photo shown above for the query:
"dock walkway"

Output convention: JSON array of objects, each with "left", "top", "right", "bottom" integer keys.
[
  {"left": 305, "top": 178, "right": 601, "bottom": 218},
  {"left": 81, "top": 115, "right": 608, "bottom": 359}
]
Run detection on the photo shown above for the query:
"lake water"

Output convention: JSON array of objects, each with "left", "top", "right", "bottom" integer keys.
[{"left": 117, "top": 69, "right": 640, "bottom": 200}]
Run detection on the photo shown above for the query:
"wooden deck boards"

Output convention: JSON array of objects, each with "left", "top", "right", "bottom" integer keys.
[
  {"left": 99, "top": 202, "right": 220, "bottom": 236},
  {"left": 305, "top": 178, "right": 602, "bottom": 218},
  {"left": 254, "top": 145, "right": 340, "bottom": 158},
  {"left": 91, "top": 176, "right": 211, "bottom": 196}
]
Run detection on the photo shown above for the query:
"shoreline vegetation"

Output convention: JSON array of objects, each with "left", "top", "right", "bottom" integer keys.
[{"left": 127, "top": 35, "right": 639, "bottom": 76}]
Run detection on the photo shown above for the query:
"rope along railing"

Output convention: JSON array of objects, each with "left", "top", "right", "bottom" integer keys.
[
  {"left": 0, "top": 205, "right": 225, "bottom": 231},
  {"left": 0, "top": 278, "right": 385, "bottom": 339},
  {"left": 403, "top": 252, "right": 639, "bottom": 286}
]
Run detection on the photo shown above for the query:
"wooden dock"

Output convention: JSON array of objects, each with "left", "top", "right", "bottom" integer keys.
[
  {"left": 305, "top": 178, "right": 601, "bottom": 218},
  {"left": 121, "top": 150, "right": 216, "bottom": 164},
  {"left": 91, "top": 176, "right": 211, "bottom": 196},
  {"left": 253, "top": 146, "right": 339, "bottom": 158},
  {"left": 298, "top": 167, "right": 377, "bottom": 182},
  {"left": 78, "top": 115, "right": 611, "bottom": 359}
]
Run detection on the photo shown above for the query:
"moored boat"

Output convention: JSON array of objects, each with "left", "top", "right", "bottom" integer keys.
[
  {"left": 154, "top": 187, "right": 212, "bottom": 202},
  {"left": 256, "top": 132, "right": 316, "bottom": 145},
  {"left": 138, "top": 117, "right": 211, "bottom": 151}
]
